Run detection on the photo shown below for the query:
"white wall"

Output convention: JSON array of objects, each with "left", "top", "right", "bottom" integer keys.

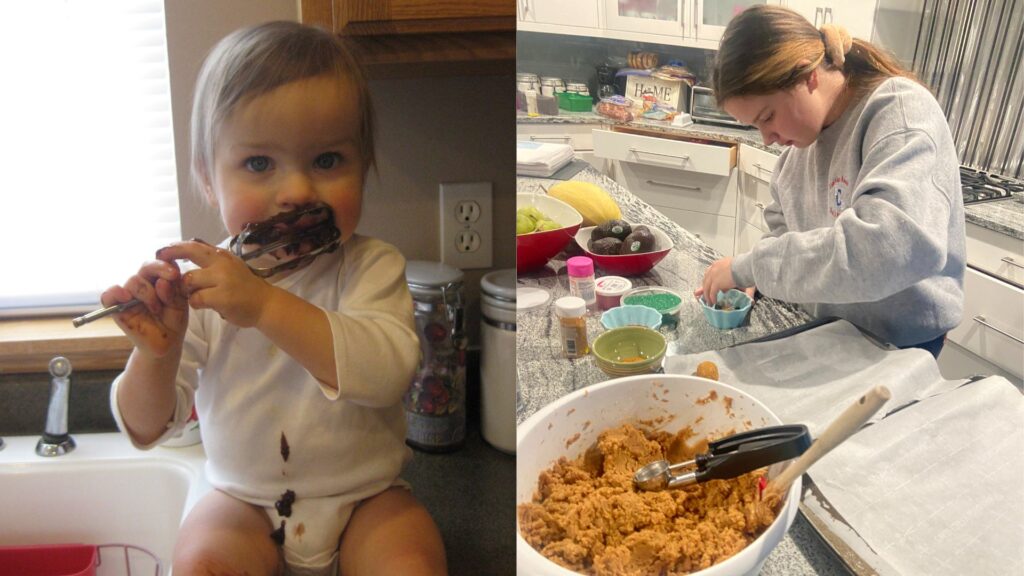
[{"left": 164, "top": 1, "right": 514, "bottom": 346}]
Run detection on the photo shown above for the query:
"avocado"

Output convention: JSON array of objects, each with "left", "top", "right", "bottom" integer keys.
[
  {"left": 589, "top": 237, "right": 623, "bottom": 255},
  {"left": 619, "top": 227, "right": 656, "bottom": 254},
  {"left": 593, "top": 219, "right": 632, "bottom": 242}
]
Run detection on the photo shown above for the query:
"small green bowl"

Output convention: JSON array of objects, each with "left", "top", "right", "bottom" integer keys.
[{"left": 591, "top": 326, "right": 667, "bottom": 377}]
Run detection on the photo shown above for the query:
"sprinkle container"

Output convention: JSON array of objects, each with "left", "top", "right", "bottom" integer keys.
[
  {"left": 621, "top": 286, "right": 684, "bottom": 329},
  {"left": 594, "top": 276, "right": 632, "bottom": 310}
]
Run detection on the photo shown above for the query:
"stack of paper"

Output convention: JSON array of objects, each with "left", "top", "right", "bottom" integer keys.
[{"left": 516, "top": 140, "right": 574, "bottom": 177}]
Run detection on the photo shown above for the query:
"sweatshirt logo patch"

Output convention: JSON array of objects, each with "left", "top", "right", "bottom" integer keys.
[{"left": 828, "top": 175, "right": 849, "bottom": 218}]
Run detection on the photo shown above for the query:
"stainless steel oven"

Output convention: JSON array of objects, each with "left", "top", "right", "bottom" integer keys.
[{"left": 690, "top": 86, "right": 750, "bottom": 128}]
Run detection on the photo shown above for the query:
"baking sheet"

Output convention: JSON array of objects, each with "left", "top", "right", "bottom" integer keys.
[
  {"left": 664, "top": 320, "right": 962, "bottom": 431},
  {"left": 664, "top": 320, "right": 1024, "bottom": 574}
]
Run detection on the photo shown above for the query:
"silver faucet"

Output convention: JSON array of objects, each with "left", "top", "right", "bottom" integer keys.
[{"left": 36, "top": 356, "right": 76, "bottom": 457}]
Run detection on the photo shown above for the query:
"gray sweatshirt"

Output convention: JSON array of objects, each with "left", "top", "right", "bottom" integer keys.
[{"left": 731, "top": 77, "right": 965, "bottom": 347}]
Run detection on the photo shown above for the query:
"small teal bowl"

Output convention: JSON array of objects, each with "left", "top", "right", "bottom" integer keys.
[
  {"left": 600, "top": 304, "right": 662, "bottom": 330},
  {"left": 699, "top": 289, "right": 753, "bottom": 329}
]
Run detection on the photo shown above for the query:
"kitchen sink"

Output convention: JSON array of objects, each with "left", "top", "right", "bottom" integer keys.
[{"left": 0, "top": 433, "right": 208, "bottom": 575}]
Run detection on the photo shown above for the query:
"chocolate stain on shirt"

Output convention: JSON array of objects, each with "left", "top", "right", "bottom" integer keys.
[
  {"left": 270, "top": 520, "right": 286, "bottom": 546},
  {"left": 275, "top": 489, "right": 296, "bottom": 518},
  {"left": 280, "top": 432, "right": 290, "bottom": 462}
]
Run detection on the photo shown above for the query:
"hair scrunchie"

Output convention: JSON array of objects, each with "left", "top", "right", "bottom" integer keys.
[{"left": 820, "top": 23, "right": 852, "bottom": 67}]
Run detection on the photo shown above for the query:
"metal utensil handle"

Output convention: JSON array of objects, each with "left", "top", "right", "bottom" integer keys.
[
  {"left": 767, "top": 385, "right": 891, "bottom": 497},
  {"left": 71, "top": 299, "right": 144, "bottom": 328}
]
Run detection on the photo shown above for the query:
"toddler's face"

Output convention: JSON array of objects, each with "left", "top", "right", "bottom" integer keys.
[{"left": 208, "top": 75, "right": 364, "bottom": 243}]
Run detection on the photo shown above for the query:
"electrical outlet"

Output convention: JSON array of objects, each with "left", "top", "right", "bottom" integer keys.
[{"left": 440, "top": 182, "right": 492, "bottom": 269}]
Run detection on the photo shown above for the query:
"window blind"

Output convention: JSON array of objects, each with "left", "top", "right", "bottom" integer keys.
[{"left": 0, "top": 0, "right": 181, "bottom": 316}]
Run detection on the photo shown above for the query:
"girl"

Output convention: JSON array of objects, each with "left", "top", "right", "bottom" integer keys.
[
  {"left": 697, "top": 5, "right": 965, "bottom": 358},
  {"left": 102, "top": 22, "right": 447, "bottom": 576}
]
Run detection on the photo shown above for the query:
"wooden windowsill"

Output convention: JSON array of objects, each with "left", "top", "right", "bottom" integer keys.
[{"left": 0, "top": 316, "right": 131, "bottom": 374}]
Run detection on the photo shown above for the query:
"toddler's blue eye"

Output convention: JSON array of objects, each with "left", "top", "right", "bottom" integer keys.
[
  {"left": 314, "top": 152, "right": 343, "bottom": 170},
  {"left": 245, "top": 156, "right": 271, "bottom": 172}
]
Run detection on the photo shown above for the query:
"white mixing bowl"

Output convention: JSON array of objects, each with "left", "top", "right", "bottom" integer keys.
[{"left": 516, "top": 374, "right": 801, "bottom": 576}]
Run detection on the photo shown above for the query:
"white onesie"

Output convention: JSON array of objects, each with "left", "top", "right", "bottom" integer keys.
[{"left": 111, "top": 235, "right": 420, "bottom": 573}]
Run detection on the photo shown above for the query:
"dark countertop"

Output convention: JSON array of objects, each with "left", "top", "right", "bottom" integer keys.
[
  {"left": 518, "top": 110, "right": 1024, "bottom": 241},
  {"left": 515, "top": 167, "right": 848, "bottom": 575}
]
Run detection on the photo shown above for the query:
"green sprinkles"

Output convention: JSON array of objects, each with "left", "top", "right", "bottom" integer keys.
[{"left": 623, "top": 292, "right": 681, "bottom": 312}]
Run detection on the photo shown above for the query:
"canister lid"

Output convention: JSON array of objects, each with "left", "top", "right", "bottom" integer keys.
[
  {"left": 406, "top": 261, "right": 464, "bottom": 295},
  {"left": 555, "top": 296, "right": 587, "bottom": 317},
  {"left": 595, "top": 275, "right": 632, "bottom": 296},
  {"left": 481, "top": 269, "right": 516, "bottom": 300}
]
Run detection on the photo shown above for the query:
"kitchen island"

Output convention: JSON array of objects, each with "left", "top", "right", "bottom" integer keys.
[{"left": 516, "top": 166, "right": 856, "bottom": 575}]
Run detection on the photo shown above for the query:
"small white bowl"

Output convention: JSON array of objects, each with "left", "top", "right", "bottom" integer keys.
[{"left": 599, "top": 304, "right": 662, "bottom": 330}]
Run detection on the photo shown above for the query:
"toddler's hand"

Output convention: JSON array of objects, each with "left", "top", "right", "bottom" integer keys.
[
  {"left": 156, "top": 240, "right": 273, "bottom": 328},
  {"left": 101, "top": 259, "right": 188, "bottom": 357}
]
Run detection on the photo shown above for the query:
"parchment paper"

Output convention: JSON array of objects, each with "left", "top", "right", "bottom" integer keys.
[{"left": 664, "top": 320, "right": 1024, "bottom": 574}]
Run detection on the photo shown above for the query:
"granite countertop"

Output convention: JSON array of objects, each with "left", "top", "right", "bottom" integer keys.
[
  {"left": 516, "top": 167, "right": 811, "bottom": 424},
  {"left": 515, "top": 167, "right": 850, "bottom": 575},
  {"left": 518, "top": 110, "right": 1024, "bottom": 241}
]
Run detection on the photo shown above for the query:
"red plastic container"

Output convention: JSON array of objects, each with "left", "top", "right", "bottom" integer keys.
[{"left": 0, "top": 544, "right": 98, "bottom": 576}]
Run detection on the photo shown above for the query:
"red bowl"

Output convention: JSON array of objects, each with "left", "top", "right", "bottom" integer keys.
[
  {"left": 517, "top": 193, "right": 583, "bottom": 272},
  {"left": 574, "top": 223, "right": 673, "bottom": 276}
]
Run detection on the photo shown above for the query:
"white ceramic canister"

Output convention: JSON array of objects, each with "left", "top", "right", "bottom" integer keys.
[
  {"left": 480, "top": 269, "right": 517, "bottom": 454},
  {"left": 404, "top": 261, "right": 467, "bottom": 452}
]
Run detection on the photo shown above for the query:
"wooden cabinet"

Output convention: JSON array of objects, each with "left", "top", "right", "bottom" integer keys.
[{"left": 300, "top": 0, "right": 515, "bottom": 78}]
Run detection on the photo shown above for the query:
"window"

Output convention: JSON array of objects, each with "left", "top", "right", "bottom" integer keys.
[{"left": 0, "top": 0, "right": 181, "bottom": 317}]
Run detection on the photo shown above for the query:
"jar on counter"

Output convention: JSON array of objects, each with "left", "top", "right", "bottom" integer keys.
[
  {"left": 567, "top": 256, "right": 597, "bottom": 310},
  {"left": 540, "top": 76, "right": 565, "bottom": 97},
  {"left": 516, "top": 72, "right": 540, "bottom": 93},
  {"left": 555, "top": 296, "right": 589, "bottom": 358},
  {"left": 565, "top": 81, "right": 590, "bottom": 96},
  {"left": 595, "top": 276, "right": 632, "bottom": 310},
  {"left": 480, "top": 269, "right": 516, "bottom": 454},
  {"left": 403, "top": 261, "right": 467, "bottom": 452}
]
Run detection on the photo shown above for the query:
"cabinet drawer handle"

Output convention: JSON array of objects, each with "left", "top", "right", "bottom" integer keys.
[
  {"left": 531, "top": 135, "right": 571, "bottom": 143},
  {"left": 973, "top": 315, "right": 1024, "bottom": 344},
  {"left": 754, "top": 202, "right": 766, "bottom": 210},
  {"left": 646, "top": 179, "right": 701, "bottom": 191},
  {"left": 1001, "top": 256, "right": 1024, "bottom": 270},
  {"left": 629, "top": 147, "right": 690, "bottom": 165}
]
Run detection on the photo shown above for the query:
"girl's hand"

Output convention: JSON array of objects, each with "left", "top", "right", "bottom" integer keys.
[
  {"left": 101, "top": 259, "right": 188, "bottom": 358},
  {"left": 156, "top": 240, "right": 273, "bottom": 327},
  {"left": 695, "top": 257, "right": 748, "bottom": 306}
]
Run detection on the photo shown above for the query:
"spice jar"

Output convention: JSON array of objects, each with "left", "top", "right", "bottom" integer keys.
[
  {"left": 567, "top": 256, "right": 597, "bottom": 310},
  {"left": 403, "top": 261, "right": 467, "bottom": 452},
  {"left": 555, "top": 296, "right": 589, "bottom": 358}
]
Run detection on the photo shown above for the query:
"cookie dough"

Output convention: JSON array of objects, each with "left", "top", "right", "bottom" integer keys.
[{"left": 518, "top": 424, "right": 781, "bottom": 575}]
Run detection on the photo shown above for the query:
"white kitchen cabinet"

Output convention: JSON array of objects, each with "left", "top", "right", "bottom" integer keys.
[
  {"left": 964, "top": 222, "right": 1024, "bottom": 287},
  {"left": 594, "top": 129, "right": 739, "bottom": 255},
  {"left": 785, "top": 0, "right": 877, "bottom": 41},
  {"left": 518, "top": 0, "right": 600, "bottom": 29},
  {"left": 517, "top": 123, "right": 609, "bottom": 173},
  {"left": 946, "top": 267, "right": 1024, "bottom": 379},
  {"left": 733, "top": 143, "right": 781, "bottom": 253},
  {"left": 604, "top": 0, "right": 686, "bottom": 37},
  {"left": 694, "top": 0, "right": 771, "bottom": 42}
]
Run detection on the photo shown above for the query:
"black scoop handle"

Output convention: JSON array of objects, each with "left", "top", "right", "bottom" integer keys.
[{"left": 695, "top": 424, "right": 811, "bottom": 483}]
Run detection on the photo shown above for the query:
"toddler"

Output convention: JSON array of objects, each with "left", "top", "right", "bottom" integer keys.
[{"left": 103, "top": 21, "right": 447, "bottom": 576}]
